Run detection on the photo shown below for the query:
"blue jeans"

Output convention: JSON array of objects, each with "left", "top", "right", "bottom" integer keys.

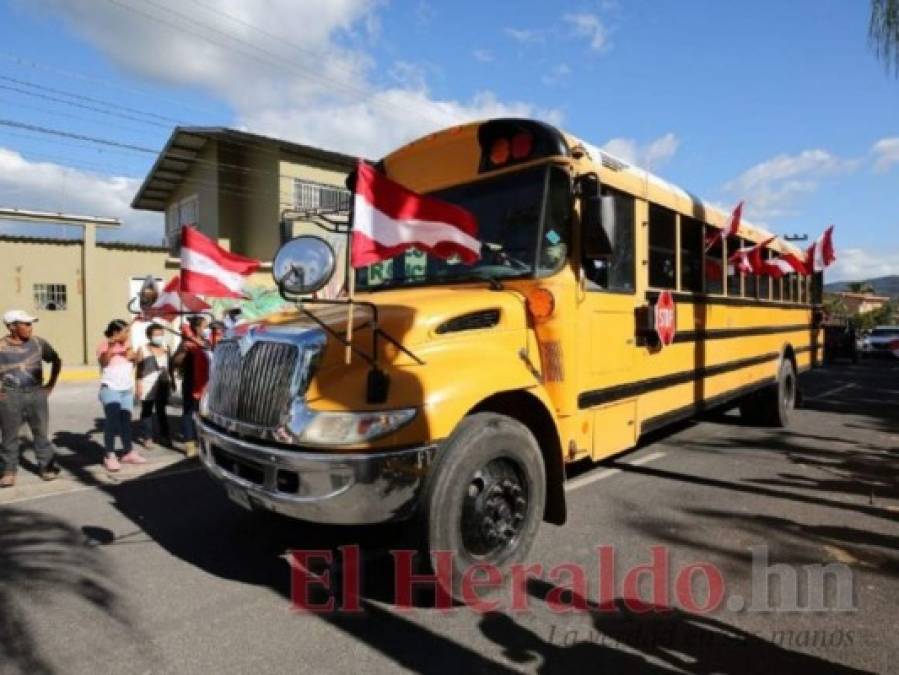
[
  {"left": 181, "top": 396, "right": 197, "bottom": 442},
  {"left": 99, "top": 386, "right": 134, "bottom": 455}
]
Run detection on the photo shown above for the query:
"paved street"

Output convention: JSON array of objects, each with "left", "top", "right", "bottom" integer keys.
[{"left": 1, "top": 362, "right": 897, "bottom": 674}]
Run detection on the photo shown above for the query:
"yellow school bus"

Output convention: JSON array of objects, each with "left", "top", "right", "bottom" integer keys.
[{"left": 197, "top": 118, "right": 821, "bottom": 591}]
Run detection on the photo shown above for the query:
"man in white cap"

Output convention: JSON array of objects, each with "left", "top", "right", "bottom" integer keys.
[{"left": 0, "top": 309, "right": 62, "bottom": 487}]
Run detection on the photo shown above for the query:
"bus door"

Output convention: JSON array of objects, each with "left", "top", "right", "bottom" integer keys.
[{"left": 577, "top": 187, "right": 638, "bottom": 460}]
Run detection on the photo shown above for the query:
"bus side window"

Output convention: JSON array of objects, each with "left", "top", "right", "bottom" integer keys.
[
  {"left": 582, "top": 187, "right": 635, "bottom": 292},
  {"left": 648, "top": 203, "right": 676, "bottom": 289},
  {"left": 784, "top": 273, "right": 794, "bottom": 302},
  {"left": 743, "top": 239, "right": 758, "bottom": 299},
  {"left": 726, "top": 235, "right": 742, "bottom": 296},
  {"left": 680, "top": 216, "right": 704, "bottom": 293},
  {"left": 704, "top": 224, "right": 724, "bottom": 294},
  {"left": 772, "top": 265, "right": 783, "bottom": 301},
  {"left": 811, "top": 272, "right": 823, "bottom": 304},
  {"left": 758, "top": 248, "right": 771, "bottom": 300}
]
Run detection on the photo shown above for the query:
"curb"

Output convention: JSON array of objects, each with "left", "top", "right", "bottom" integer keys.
[{"left": 58, "top": 369, "right": 100, "bottom": 383}]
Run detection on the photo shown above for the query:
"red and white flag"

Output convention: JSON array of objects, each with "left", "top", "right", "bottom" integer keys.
[
  {"left": 729, "top": 237, "right": 774, "bottom": 275},
  {"left": 705, "top": 201, "right": 743, "bottom": 252},
  {"left": 761, "top": 251, "right": 807, "bottom": 278},
  {"left": 351, "top": 160, "right": 480, "bottom": 268},
  {"left": 146, "top": 276, "right": 210, "bottom": 320},
  {"left": 804, "top": 225, "right": 836, "bottom": 274},
  {"left": 180, "top": 225, "right": 260, "bottom": 298}
]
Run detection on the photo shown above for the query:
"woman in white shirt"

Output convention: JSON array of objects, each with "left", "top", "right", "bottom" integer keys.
[{"left": 97, "top": 319, "right": 143, "bottom": 472}]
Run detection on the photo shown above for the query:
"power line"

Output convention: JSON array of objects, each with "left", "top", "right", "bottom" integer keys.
[{"left": 0, "top": 119, "right": 157, "bottom": 153}]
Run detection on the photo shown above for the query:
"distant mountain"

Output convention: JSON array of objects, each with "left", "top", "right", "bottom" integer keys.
[{"left": 825, "top": 275, "right": 899, "bottom": 298}]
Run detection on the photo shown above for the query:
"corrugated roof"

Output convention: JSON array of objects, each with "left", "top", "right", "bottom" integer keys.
[{"left": 131, "top": 127, "right": 358, "bottom": 212}]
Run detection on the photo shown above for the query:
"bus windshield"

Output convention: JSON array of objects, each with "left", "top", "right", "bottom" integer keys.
[{"left": 356, "top": 166, "right": 570, "bottom": 290}]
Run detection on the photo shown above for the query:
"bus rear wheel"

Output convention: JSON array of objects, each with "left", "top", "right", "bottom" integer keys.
[
  {"left": 739, "top": 358, "right": 797, "bottom": 427},
  {"left": 422, "top": 412, "right": 546, "bottom": 602}
]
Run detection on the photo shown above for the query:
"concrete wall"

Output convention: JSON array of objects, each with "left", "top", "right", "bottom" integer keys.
[
  {"left": 0, "top": 238, "right": 84, "bottom": 364},
  {"left": 170, "top": 141, "right": 219, "bottom": 242},
  {"left": 0, "top": 237, "right": 168, "bottom": 365}
]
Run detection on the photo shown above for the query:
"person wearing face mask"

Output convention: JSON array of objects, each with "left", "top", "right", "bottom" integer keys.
[
  {"left": 97, "top": 319, "right": 141, "bottom": 471},
  {"left": 135, "top": 323, "right": 173, "bottom": 449}
]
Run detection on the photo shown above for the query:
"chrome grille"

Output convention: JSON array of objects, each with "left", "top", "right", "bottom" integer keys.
[{"left": 208, "top": 340, "right": 300, "bottom": 429}]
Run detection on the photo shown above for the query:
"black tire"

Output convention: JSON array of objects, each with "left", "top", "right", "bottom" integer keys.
[
  {"left": 740, "top": 358, "right": 797, "bottom": 427},
  {"left": 422, "top": 412, "right": 546, "bottom": 601}
]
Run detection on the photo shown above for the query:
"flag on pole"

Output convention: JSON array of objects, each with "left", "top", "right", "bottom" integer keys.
[
  {"left": 705, "top": 201, "right": 743, "bottom": 252},
  {"left": 146, "top": 276, "right": 210, "bottom": 320},
  {"left": 804, "top": 225, "right": 836, "bottom": 274},
  {"left": 180, "top": 225, "right": 260, "bottom": 298},
  {"left": 351, "top": 160, "right": 480, "bottom": 268},
  {"left": 760, "top": 251, "right": 808, "bottom": 278},
  {"left": 728, "top": 237, "right": 774, "bottom": 275}
]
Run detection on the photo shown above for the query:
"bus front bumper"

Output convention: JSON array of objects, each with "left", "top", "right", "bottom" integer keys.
[{"left": 197, "top": 418, "right": 437, "bottom": 525}]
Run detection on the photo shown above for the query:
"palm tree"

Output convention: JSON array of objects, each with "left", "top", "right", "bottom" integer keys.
[{"left": 871, "top": 0, "right": 899, "bottom": 75}]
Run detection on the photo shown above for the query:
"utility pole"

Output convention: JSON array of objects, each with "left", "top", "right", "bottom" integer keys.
[{"left": 0, "top": 208, "right": 121, "bottom": 363}]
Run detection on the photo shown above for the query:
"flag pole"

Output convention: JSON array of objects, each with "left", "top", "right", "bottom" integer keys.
[{"left": 344, "top": 230, "right": 355, "bottom": 365}]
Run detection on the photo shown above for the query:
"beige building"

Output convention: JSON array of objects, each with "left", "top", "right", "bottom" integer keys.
[
  {"left": 835, "top": 291, "right": 891, "bottom": 315},
  {"left": 0, "top": 234, "right": 170, "bottom": 365},
  {"left": 2, "top": 127, "right": 357, "bottom": 365},
  {"left": 131, "top": 126, "right": 356, "bottom": 264}
]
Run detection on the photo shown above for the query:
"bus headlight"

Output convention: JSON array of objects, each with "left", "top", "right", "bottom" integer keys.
[{"left": 298, "top": 409, "right": 417, "bottom": 445}]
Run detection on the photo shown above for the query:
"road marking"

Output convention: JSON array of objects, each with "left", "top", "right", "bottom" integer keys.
[
  {"left": 565, "top": 451, "right": 667, "bottom": 492},
  {"left": 806, "top": 382, "right": 855, "bottom": 401}
]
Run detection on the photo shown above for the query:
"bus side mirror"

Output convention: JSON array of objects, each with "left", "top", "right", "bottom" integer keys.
[{"left": 578, "top": 175, "right": 615, "bottom": 257}]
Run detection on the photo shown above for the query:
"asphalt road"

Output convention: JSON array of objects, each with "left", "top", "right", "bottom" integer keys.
[{"left": 1, "top": 360, "right": 897, "bottom": 674}]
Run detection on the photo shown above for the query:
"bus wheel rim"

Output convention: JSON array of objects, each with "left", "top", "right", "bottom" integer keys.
[{"left": 460, "top": 458, "right": 528, "bottom": 558}]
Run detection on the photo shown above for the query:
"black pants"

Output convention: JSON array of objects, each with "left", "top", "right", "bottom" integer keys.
[
  {"left": 140, "top": 394, "right": 171, "bottom": 442},
  {"left": 0, "top": 388, "right": 56, "bottom": 473}
]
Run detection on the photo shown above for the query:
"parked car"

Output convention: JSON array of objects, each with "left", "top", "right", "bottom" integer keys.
[{"left": 859, "top": 325, "right": 899, "bottom": 357}]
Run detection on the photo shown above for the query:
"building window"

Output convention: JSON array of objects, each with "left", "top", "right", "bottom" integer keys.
[
  {"left": 648, "top": 203, "right": 676, "bottom": 289},
  {"left": 166, "top": 195, "right": 199, "bottom": 255},
  {"left": 34, "top": 283, "right": 67, "bottom": 311},
  {"left": 294, "top": 179, "right": 351, "bottom": 212}
]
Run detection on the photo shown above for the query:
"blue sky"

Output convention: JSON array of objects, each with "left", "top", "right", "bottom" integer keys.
[{"left": 0, "top": 0, "right": 896, "bottom": 280}]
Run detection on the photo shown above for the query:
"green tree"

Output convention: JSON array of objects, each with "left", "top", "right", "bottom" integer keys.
[
  {"left": 871, "top": 0, "right": 899, "bottom": 75},
  {"left": 847, "top": 281, "right": 875, "bottom": 294}
]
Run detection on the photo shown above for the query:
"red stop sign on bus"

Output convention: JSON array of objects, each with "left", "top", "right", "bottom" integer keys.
[{"left": 655, "top": 290, "right": 676, "bottom": 347}]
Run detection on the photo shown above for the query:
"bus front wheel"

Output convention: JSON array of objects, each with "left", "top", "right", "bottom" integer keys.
[
  {"left": 422, "top": 412, "right": 546, "bottom": 602},
  {"left": 740, "top": 358, "right": 797, "bottom": 427}
]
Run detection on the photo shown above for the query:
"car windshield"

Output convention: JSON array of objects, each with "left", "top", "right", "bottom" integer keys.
[
  {"left": 871, "top": 328, "right": 899, "bottom": 337},
  {"left": 355, "top": 166, "right": 570, "bottom": 291}
]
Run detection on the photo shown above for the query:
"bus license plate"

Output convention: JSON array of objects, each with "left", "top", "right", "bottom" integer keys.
[{"left": 226, "top": 484, "right": 252, "bottom": 511}]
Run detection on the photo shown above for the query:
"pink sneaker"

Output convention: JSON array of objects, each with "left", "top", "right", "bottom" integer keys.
[
  {"left": 103, "top": 454, "right": 121, "bottom": 472},
  {"left": 121, "top": 451, "right": 148, "bottom": 465}
]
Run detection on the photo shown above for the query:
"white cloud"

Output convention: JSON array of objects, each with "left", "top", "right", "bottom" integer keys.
[
  {"left": 564, "top": 13, "right": 609, "bottom": 52},
  {"left": 872, "top": 137, "right": 899, "bottom": 173},
  {"left": 829, "top": 247, "right": 899, "bottom": 282},
  {"left": 504, "top": 27, "right": 545, "bottom": 44},
  {"left": 27, "top": 1, "right": 562, "bottom": 159},
  {"left": 541, "top": 63, "right": 571, "bottom": 87},
  {"left": 601, "top": 132, "right": 680, "bottom": 170},
  {"left": 724, "top": 149, "right": 859, "bottom": 219},
  {"left": 0, "top": 148, "right": 162, "bottom": 242},
  {"left": 472, "top": 49, "right": 493, "bottom": 63}
]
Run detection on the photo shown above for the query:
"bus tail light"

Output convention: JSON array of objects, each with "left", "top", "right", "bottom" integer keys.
[
  {"left": 526, "top": 288, "right": 555, "bottom": 322},
  {"left": 511, "top": 132, "right": 533, "bottom": 159},
  {"left": 489, "top": 138, "right": 511, "bottom": 166}
]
